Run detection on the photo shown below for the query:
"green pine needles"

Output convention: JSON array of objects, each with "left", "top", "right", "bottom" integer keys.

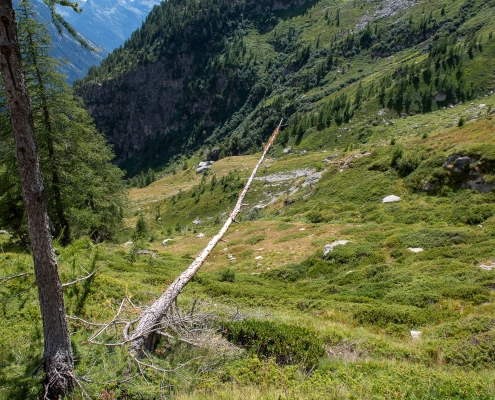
[{"left": 0, "top": 0, "right": 127, "bottom": 245}]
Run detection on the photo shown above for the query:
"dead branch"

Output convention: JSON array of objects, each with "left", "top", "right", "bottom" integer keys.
[
  {"left": 0, "top": 272, "right": 30, "bottom": 284},
  {"left": 128, "top": 119, "right": 284, "bottom": 355},
  {"left": 62, "top": 268, "right": 100, "bottom": 288}
]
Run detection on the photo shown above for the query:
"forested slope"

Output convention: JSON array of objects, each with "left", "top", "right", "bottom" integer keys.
[{"left": 77, "top": 0, "right": 495, "bottom": 176}]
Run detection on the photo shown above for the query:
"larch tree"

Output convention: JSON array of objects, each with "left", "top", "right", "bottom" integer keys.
[
  {"left": 0, "top": 0, "right": 123, "bottom": 396},
  {"left": 0, "top": 0, "right": 74, "bottom": 395}
]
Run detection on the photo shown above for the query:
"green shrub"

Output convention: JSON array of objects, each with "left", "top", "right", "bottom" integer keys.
[
  {"left": 440, "top": 284, "right": 489, "bottom": 304},
  {"left": 445, "top": 332, "right": 495, "bottom": 368},
  {"left": 306, "top": 210, "right": 325, "bottom": 223},
  {"left": 218, "top": 268, "right": 236, "bottom": 282},
  {"left": 454, "top": 205, "right": 494, "bottom": 225},
  {"left": 352, "top": 304, "right": 437, "bottom": 328},
  {"left": 221, "top": 319, "right": 324, "bottom": 370},
  {"left": 396, "top": 153, "right": 421, "bottom": 177},
  {"left": 398, "top": 229, "right": 466, "bottom": 248},
  {"left": 263, "top": 264, "right": 305, "bottom": 282},
  {"left": 245, "top": 235, "right": 266, "bottom": 245},
  {"left": 133, "top": 214, "right": 149, "bottom": 239}
]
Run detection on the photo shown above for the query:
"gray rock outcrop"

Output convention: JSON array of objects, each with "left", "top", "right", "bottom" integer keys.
[{"left": 196, "top": 161, "right": 213, "bottom": 174}]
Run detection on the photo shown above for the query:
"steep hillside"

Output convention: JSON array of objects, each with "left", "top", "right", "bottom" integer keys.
[{"left": 77, "top": 0, "right": 495, "bottom": 175}]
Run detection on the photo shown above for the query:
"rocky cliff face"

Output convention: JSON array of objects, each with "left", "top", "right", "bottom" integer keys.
[{"left": 82, "top": 55, "right": 226, "bottom": 164}]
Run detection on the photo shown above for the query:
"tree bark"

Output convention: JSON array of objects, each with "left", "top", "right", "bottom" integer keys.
[
  {"left": 0, "top": 1, "right": 74, "bottom": 397},
  {"left": 129, "top": 119, "right": 283, "bottom": 356}
]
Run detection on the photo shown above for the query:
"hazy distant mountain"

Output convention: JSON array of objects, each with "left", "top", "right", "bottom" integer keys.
[
  {"left": 28, "top": 0, "right": 107, "bottom": 83},
  {"left": 56, "top": 0, "right": 162, "bottom": 52}
]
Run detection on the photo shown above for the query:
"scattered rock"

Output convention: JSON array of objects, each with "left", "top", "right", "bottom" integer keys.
[
  {"left": 324, "top": 153, "right": 340, "bottom": 162},
  {"left": 479, "top": 262, "right": 495, "bottom": 271},
  {"left": 410, "top": 330, "right": 422, "bottom": 339},
  {"left": 196, "top": 161, "right": 214, "bottom": 174},
  {"left": 323, "top": 240, "right": 350, "bottom": 258},
  {"left": 162, "top": 239, "right": 173, "bottom": 245},
  {"left": 408, "top": 247, "right": 424, "bottom": 253},
  {"left": 193, "top": 217, "right": 203, "bottom": 225},
  {"left": 227, "top": 254, "right": 236, "bottom": 262},
  {"left": 283, "top": 146, "right": 292, "bottom": 154},
  {"left": 255, "top": 168, "right": 314, "bottom": 183},
  {"left": 196, "top": 233, "right": 205, "bottom": 238},
  {"left": 479, "top": 104, "right": 486, "bottom": 108},
  {"left": 382, "top": 195, "right": 401, "bottom": 203},
  {"left": 301, "top": 171, "right": 322, "bottom": 188},
  {"left": 443, "top": 154, "right": 495, "bottom": 192},
  {"left": 137, "top": 250, "right": 158, "bottom": 259}
]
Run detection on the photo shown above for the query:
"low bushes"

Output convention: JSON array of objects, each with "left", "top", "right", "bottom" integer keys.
[{"left": 221, "top": 319, "right": 324, "bottom": 370}]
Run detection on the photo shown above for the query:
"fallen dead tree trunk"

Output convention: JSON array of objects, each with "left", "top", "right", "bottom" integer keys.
[{"left": 128, "top": 120, "right": 283, "bottom": 355}]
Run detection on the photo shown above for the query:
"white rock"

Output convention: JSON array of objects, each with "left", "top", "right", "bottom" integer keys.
[
  {"left": 283, "top": 146, "right": 292, "bottom": 154},
  {"left": 162, "top": 239, "right": 173, "bottom": 245},
  {"left": 408, "top": 247, "right": 424, "bottom": 253},
  {"left": 193, "top": 217, "right": 203, "bottom": 225},
  {"left": 479, "top": 104, "right": 486, "bottom": 108},
  {"left": 410, "top": 330, "right": 422, "bottom": 339},
  {"left": 196, "top": 233, "right": 205, "bottom": 238},
  {"left": 124, "top": 241, "right": 133, "bottom": 246},
  {"left": 479, "top": 263, "right": 495, "bottom": 271},
  {"left": 196, "top": 161, "right": 213, "bottom": 174},
  {"left": 382, "top": 195, "right": 401, "bottom": 203},
  {"left": 0, "top": 230, "right": 8, "bottom": 235},
  {"left": 323, "top": 240, "right": 350, "bottom": 258},
  {"left": 299, "top": 228, "right": 306, "bottom": 231},
  {"left": 255, "top": 256, "right": 263, "bottom": 260}
]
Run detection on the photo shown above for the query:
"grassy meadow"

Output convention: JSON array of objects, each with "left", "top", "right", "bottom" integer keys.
[{"left": 2, "top": 94, "right": 495, "bottom": 398}]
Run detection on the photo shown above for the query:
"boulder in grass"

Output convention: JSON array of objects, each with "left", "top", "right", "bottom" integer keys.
[
  {"left": 382, "top": 195, "right": 401, "bottom": 203},
  {"left": 410, "top": 330, "right": 422, "bottom": 339},
  {"left": 196, "top": 161, "right": 213, "bottom": 174},
  {"left": 408, "top": 247, "right": 424, "bottom": 253}
]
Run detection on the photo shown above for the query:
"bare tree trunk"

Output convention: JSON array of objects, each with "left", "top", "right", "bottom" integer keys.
[
  {"left": 0, "top": 1, "right": 74, "bottom": 397},
  {"left": 129, "top": 119, "right": 283, "bottom": 356}
]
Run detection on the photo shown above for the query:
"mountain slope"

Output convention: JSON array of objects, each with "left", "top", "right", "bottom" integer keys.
[
  {"left": 57, "top": 0, "right": 162, "bottom": 52},
  {"left": 27, "top": 0, "right": 107, "bottom": 83},
  {"left": 76, "top": 0, "right": 495, "bottom": 177}
]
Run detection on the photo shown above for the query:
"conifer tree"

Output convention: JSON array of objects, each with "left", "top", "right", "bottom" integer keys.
[
  {"left": 0, "top": 0, "right": 126, "bottom": 396},
  {"left": 0, "top": 0, "right": 127, "bottom": 244}
]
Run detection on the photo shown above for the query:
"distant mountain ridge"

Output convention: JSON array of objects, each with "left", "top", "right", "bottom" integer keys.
[
  {"left": 27, "top": 0, "right": 107, "bottom": 83},
  {"left": 57, "top": 0, "right": 162, "bottom": 52}
]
